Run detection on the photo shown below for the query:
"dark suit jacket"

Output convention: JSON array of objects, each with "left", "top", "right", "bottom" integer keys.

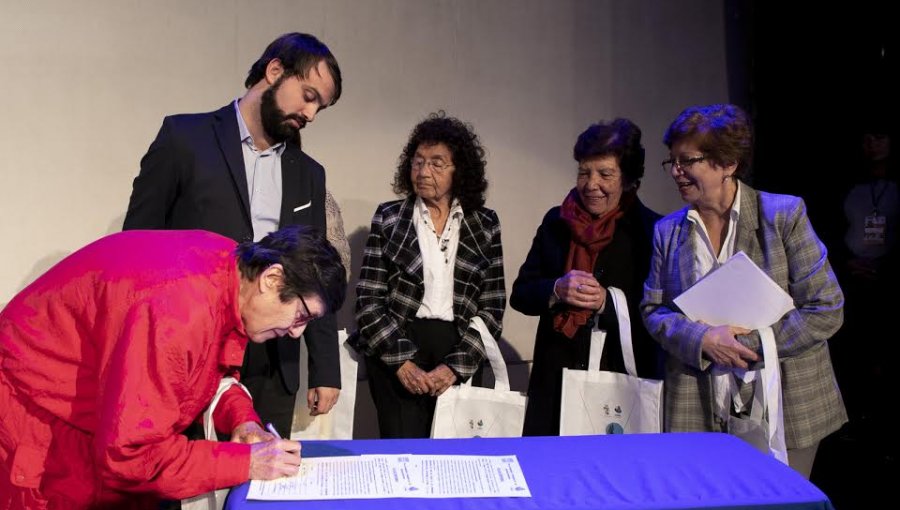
[
  {"left": 123, "top": 103, "right": 339, "bottom": 392},
  {"left": 510, "top": 198, "right": 662, "bottom": 436}
]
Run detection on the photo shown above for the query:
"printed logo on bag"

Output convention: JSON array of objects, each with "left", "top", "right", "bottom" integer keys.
[
  {"left": 605, "top": 423, "right": 625, "bottom": 434},
  {"left": 468, "top": 419, "right": 485, "bottom": 432}
]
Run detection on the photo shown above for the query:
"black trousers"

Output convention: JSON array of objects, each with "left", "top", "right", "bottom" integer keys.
[
  {"left": 366, "top": 319, "right": 459, "bottom": 439},
  {"left": 241, "top": 340, "right": 296, "bottom": 438}
]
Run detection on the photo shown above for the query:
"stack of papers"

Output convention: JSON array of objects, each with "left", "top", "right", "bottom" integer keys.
[
  {"left": 248, "top": 454, "right": 531, "bottom": 501},
  {"left": 673, "top": 251, "right": 794, "bottom": 328}
]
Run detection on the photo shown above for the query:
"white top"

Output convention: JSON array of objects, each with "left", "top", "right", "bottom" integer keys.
[
  {"left": 685, "top": 182, "right": 752, "bottom": 415},
  {"left": 413, "top": 196, "right": 464, "bottom": 321},
  {"left": 686, "top": 181, "right": 743, "bottom": 276}
]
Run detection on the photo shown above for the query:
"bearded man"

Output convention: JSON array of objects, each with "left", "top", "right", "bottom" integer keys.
[{"left": 124, "top": 32, "right": 343, "bottom": 438}]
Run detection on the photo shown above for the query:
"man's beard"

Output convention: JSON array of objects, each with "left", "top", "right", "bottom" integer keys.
[{"left": 260, "top": 76, "right": 306, "bottom": 146}]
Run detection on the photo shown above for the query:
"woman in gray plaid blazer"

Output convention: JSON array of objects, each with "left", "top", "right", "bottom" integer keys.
[
  {"left": 641, "top": 104, "right": 846, "bottom": 479},
  {"left": 352, "top": 113, "right": 506, "bottom": 438}
]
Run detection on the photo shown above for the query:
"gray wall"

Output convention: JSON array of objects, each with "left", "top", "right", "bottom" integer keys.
[{"left": 0, "top": 0, "right": 730, "bottom": 437}]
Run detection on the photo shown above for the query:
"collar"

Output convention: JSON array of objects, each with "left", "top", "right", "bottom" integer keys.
[
  {"left": 233, "top": 99, "right": 285, "bottom": 155},
  {"left": 686, "top": 179, "right": 743, "bottom": 225},
  {"left": 414, "top": 196, "right": 463, "bottom": 221}
]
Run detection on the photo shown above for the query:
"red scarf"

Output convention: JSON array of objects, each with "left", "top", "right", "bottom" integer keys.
[{"left": 552, "top": 188, "right": 634, "bottom": 338}]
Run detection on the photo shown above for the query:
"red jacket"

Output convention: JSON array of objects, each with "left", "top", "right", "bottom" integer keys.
[{"left": 0, "top": 230, "right": 260, "bottom": 504}]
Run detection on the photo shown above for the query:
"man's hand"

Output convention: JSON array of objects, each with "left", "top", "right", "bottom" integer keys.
[
  {"left": 230, "top": 421, "right": 275, "bottom": 444},
  {"left": 249, "top": 439, "right": 302, "bottom": 480},
  {"left": 396, "top": 360, "right": 435, "bottom": 396},
  {"left": 307, "top": 386, "right": 340, "bottom": 416},
  {"left": 426, "top": 364, "right": 458, "bottom": 397},
  {"left": 700, "top": 325, "right": 758, "bottom": 369}
]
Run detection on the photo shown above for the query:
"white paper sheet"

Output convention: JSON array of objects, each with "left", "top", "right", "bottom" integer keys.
[
  {"left": 673, "top": 251, "right": 794, "bottom": 329},
  {"left": 247, "top": 454, "right": 531, "bottom": 501},
  {"left": 411, "top": 455, "right": 531, "bottom": 497}
]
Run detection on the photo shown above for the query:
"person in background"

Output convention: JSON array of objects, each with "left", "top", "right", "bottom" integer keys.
[
  {"left": 0, "top": 225, "right": 346, "bottom": 508},
  {"left": 123, "top": 32, "right": 344, "bottom": 437},
  {"left": 641, "top": 103, "right": 846, "bottom": 478},
  {"left": 352, "top": 112, "right": 506, "bottom": 438},
  {"left": 511, "top": 118, "right": 661, "bottom": 436},
  {"left": 832, "top": 122, "right": 897, "bottom": 455}
]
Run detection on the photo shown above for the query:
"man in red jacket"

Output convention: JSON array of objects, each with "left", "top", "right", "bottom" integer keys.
[{"left": 0, "top": 225, "right": 345, "bottom": 509}]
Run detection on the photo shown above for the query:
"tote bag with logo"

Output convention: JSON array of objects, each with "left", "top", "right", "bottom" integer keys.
[
  {"left": 560, "top": 287, "right": 663, "bottom": 436},
  {"left": 431, "top": 317, "right": 527, "bottom": 438}
]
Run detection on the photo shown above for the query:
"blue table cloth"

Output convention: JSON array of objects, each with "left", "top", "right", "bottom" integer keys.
[{"left": 225, "top": 432, "right": 833, "bottom": 510}]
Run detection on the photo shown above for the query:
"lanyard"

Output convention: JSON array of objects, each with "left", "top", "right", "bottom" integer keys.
[{"left": 870, "top": 180, "right": 889, "bottom": 215}]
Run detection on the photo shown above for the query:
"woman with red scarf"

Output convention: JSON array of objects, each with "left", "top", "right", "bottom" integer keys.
[{"left": 510, "top": 119, "right": 662, "bottom": 436}]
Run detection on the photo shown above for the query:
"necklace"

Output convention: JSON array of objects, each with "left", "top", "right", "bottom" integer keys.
[{"left": 439, "top": 225, "right": 451, "bottom": 264}]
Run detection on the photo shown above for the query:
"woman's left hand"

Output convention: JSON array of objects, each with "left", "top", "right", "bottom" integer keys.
[
  {"left": 427, "top": 364, "right": 458, "bottom": 396},
  {"left": 231, "top": 421, "right": 276, "bottom": 444}
]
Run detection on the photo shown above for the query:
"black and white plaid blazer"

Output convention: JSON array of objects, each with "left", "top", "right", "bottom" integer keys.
[{"left": 354, "top": 197, "right": 506, "bottom": 380}]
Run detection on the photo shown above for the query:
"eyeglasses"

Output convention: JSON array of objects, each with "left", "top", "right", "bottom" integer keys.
[
  {"left": 661, "top": 156, "right": 706, "bottom": 173},
  {"left": 294, "top": 294, "right": 315, "bottom": 327},
  {"left": 411, "top": 158, "right": 453, "bottom": 173}
]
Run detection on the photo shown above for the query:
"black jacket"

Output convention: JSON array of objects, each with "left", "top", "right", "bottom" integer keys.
[
  {"left": 510, "top": 198, "right": 661, "bottom": 436},
  {"left": 123, "top": 103, "right": 339, "bottom": 393}
]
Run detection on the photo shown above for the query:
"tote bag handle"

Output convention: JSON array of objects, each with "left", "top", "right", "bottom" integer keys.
[
  {"left": 467, "top": 316, "right": 510, "bottom": 391},
  {"left": 587, "top": 287, "right": 637, "bottom": 376}
]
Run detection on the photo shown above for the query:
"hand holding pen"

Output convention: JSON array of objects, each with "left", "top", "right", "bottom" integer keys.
[
  {"left": 266, "top": 422, "right": 282, "bottom": 439},
  {"left": 248, "top": 422, "right": 302, "bottom": 480}
]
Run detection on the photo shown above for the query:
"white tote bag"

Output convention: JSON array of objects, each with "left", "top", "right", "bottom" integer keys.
[
  {"left": 431, "top": 317, "right": 527, "bottom": 438},
  {"left": 290, "top": 329, "right": 358, "bottom": 440},
  {"left": 560, "top": 287, "right": 663, "bottom": 436},
  {"left": 725, "top": 327, "right": 788, "bottom": 464},
  {"left": 181, "top": 377, "right": 252, "bottom": 510}
]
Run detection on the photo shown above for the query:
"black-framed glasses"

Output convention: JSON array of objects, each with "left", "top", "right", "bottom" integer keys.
[
  {"left": 411, "top": 157, "right": 453, "bottom": 173},
  {"left": 295, "top": 294, "right": 314, "bottom": 325},
  {"left": 661, "top": 156, "right": 706, "bottom": 173}
]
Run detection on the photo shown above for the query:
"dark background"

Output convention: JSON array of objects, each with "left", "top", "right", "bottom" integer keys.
[{"left": 727, "top": 1, "right": 898, "bottom": 506}]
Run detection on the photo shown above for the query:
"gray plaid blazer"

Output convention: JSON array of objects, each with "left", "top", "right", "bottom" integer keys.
[
  {"left": 354, "top": 197, "right": 506, "bottom": 380},
  {"left": 641, "top": 183, "right": 847, "bottom": 448}
]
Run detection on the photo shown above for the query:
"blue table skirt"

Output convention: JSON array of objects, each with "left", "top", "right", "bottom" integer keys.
[{"left": 225, "top": 432, "right": 833, "bottom": 510}]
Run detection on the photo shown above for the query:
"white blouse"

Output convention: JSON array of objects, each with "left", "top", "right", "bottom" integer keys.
[{"left": 413, "top": 197, "right": 464, "bottom": 321}]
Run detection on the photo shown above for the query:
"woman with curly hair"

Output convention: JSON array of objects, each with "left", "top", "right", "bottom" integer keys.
[{"left": 352, "top": 112, "right": 506, "bottom": 438}]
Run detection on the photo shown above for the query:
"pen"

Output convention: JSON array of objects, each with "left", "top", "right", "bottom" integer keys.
[{"left": 265, "top": 422, "right": 282, "bottom": 440}]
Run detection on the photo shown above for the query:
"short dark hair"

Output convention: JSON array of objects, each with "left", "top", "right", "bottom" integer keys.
[
  {"left": 392, "top": 111, "right": 489, "bottom": 211},
  {"left": 235, "top": 225, "right": 346, "bottom": 313},
  {"left": 573, "top": 118, "right": 646, "bottom": 188},
  {"left": 663, "top": 103, "right": 753, "bottom": 180},
  {"left": 245, "top": 32, "right": 342, "bottom": 106}
]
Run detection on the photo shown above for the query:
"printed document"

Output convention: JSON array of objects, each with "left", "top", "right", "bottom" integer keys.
[
  {"left": 673, "top": 251, "right": 794, "bottom": 328},
  {"left": 247, "top": 454, "right": 531, "bottom": 501}
]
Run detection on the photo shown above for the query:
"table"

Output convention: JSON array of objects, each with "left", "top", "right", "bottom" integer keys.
[{"left": 224, "top": 433, "right": 834, "bottom": 510}]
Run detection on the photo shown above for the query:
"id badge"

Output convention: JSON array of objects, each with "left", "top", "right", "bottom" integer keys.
[{"left": 864, "top": 214, "right": 886, "bottom": 245}]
